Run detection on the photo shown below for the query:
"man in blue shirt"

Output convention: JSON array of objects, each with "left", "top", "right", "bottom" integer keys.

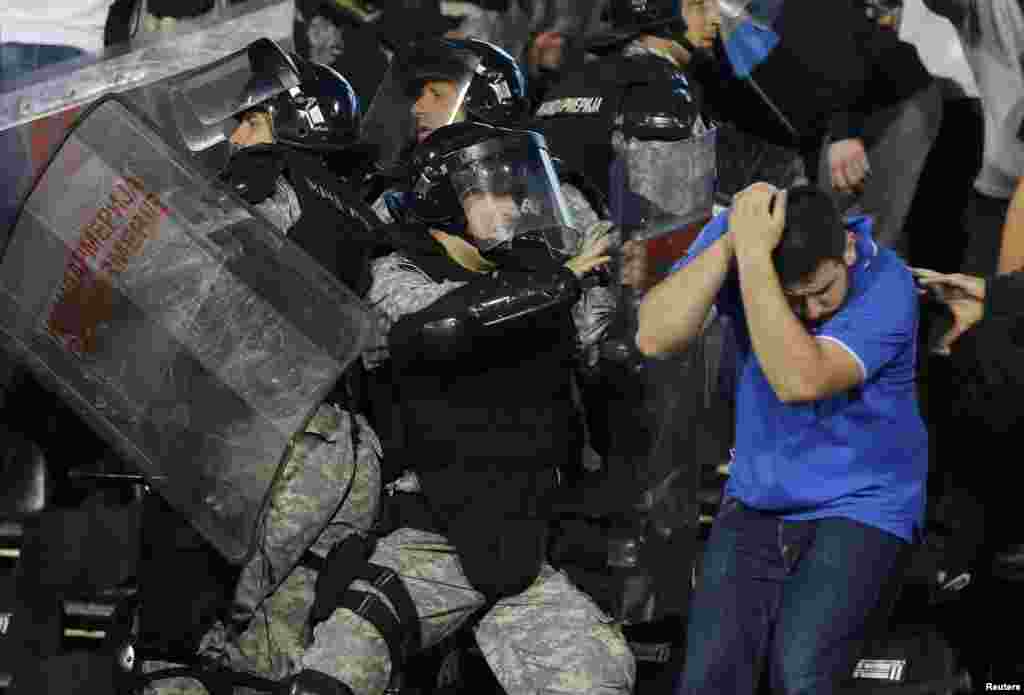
[{"left": 637, "top": 182, "right": 928, "bottom": 695}]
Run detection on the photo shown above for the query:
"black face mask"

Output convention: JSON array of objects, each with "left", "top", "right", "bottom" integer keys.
[{"left": 219, "top": 145, "right": 287, "bottom": 205}]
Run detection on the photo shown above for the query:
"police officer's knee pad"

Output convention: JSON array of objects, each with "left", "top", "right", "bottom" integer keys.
[{"left": 285, "top": 668, "right": 356, "bottom": 695}]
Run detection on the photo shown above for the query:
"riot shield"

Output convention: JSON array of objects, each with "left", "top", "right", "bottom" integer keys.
[
  {"left": 585, "top": 118, "right": 722, "bottom": 624},
  {"left": 610, "top": 123, "right": 717, "bottom": 278},
  {"left": 0, "top": 97, "right": 375, "bottom": 564}
]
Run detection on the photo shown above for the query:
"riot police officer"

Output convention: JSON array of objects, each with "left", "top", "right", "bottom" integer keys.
[
  {"left": 360, "top": 36, "right": 657, "bottom": 495},
  {"left": 360, "top": 36, "right": 623, "bottom": 366},
  {"left": 361, "top": 37, "right": 709, "bottom": 629},
  {"left": 140, "top": 39, "right": 386, "bottom": 695},
  {"left": 533, "top": 0, "right": 716, "bottom": 208},
  {"left": 531, "top": 0, "right": 735, "bottom": 626},
  {"left": 352, "top": 119, "right": 636, "bottom": 695}
]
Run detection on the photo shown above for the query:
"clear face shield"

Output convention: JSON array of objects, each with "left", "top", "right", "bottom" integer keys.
[
  {"left": 412, "top": 130, "right": 575, "bottom": 253},
  {"left": 360, "top": 42, "right": 480, "bottom": 167},
  {"left": 164, "top": 38, "right": 302, "bottom": 154}
]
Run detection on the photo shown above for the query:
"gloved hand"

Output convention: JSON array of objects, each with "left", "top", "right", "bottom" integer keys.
[
  {"left": 565, "top": 226, "right": 613, "bottom": 279},
  {"left": 219, "top": 145, "right": 286, "bottom": 205}
]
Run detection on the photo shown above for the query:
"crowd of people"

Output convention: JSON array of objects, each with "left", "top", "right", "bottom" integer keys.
[{"left": 2, "top": 1, "right": 1024, "bottom": 694}]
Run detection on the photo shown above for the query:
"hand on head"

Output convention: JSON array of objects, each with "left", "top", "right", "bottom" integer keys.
[{"left": 728, "top": 182, "right": 788, "bottom": 259}]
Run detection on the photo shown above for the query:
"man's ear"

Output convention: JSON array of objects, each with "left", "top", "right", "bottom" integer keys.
[{"left": 843, "top": 230, "right": 857, "bottom": 267}]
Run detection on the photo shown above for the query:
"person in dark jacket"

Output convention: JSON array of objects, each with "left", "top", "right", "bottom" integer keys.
[
  {"left": 911, "top": 264, "right": 1024, "bottom": 681},
  {"left": 687, "top": 0, "right": 933, "bottom": 175}
]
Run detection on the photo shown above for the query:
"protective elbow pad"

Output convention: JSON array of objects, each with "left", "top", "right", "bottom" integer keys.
[
  {"left": 393, "top": 268, "right": 581, "bottom": 362},
  {"left": 418, "top": 315, "right": 470, "bottom": 353},
  {"left": 468, "top": 267, "right": 582, "bottom": 328}
]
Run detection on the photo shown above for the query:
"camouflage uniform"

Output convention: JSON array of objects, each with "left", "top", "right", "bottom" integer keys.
[
  {"left": 251, "top": 177, "right": 303, "bottom": 237},
  {"left": 301, "top": 542, "right": 637, "bottom": 695},
  {"left": 143, "top": 404, "right": 383, "bottom": 694}
]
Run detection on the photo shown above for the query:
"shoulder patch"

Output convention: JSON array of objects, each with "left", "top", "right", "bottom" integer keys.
[{"left": 536, "top": 96, "right": 604, "bottom": 117}]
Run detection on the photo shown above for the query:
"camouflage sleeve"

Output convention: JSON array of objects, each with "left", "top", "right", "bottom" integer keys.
[
  {"left": 572, "top": 218, "right": 620, "bottom": 367},
  {"left": 253, "top": 176, "right": 303, "bottom": 235},
  {"left": 362, "top": 253, "right": 467, "bottom": 368},
  {"left": 370, "top": 193, "right": 394, "bottom": 225},
  {"left": 561, "top": 182, "right": 601, "bottom": 237}
]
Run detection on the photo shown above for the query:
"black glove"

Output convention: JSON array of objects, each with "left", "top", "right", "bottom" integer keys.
[
  {"left": 390, "top": 267, "right": 581, "bottom": 364},
  {"left": 219, "top": 145, "right": 287, "bottom": 205}
]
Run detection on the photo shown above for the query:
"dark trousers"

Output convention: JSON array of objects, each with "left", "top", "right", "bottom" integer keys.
[
  {"left": 676, "top": 498, "right": 908, "bottom": 695},
  {"left": 960, "top": 188, "right": 1010, "bottom": 277}
]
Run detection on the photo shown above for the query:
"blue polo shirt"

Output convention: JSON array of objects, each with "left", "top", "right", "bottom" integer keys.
[{"left": 671, "top": 212, "right": 928, "bottom": 542}]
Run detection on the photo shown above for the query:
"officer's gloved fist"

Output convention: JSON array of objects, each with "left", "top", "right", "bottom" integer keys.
[
  {"left": 565, "top": 222, "right": 614, "bottom": 281},
  {"left": 282, "top": 669, "right": 354, "bottom": 695}
]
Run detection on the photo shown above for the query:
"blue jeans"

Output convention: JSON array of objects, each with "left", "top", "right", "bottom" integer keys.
[{"left": 676, "top": 498, "right": 908, "bottom": 695}]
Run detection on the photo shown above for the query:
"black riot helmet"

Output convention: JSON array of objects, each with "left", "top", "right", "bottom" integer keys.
[
  {"left": 405, "top": 121, "right": 576, "bottom": 252},
  {"left": 403, "top": 38, "right": 529, "bottom": 125},
  {"left": 361, "top": 38, "right": 530, "bottom": 166},
  {"left": 604, "top": 0, "right": 686, "bottom": 37},
  {"left": 457, "top": 38, "right": 530, "bottom": 126},
  {"left": 586, "top": 0, "right": 700, "bottom": 54},
  {"left": 272, "top": 59, "right": 362, "bottom": 150},
  {"left": 165, "top": 38, "right": 361, "bottom": 153}
]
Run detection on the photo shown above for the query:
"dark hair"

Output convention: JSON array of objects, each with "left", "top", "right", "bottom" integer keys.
[{"left": 771, "top": 185, "right": 847, "bottom": 287}]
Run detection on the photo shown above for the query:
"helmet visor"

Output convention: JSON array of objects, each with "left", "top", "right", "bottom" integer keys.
[
  {"left": 167, "top": 40, "right": 301, "bottom": 152},
  {"left": 443, "top": 133, "right": 574, "bottom": 252},
  {"left": 360, "top": 40, "right": 479, "bottom": 166}
]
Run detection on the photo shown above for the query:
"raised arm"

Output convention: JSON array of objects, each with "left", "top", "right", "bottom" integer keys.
[{"left": 636, "top": 224, "right": 734, "bottom": 357}]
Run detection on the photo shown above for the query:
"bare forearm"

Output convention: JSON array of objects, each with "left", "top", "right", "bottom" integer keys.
[
  {"left": 997, "top": 176, "right": 1024, "bottom": 274},
  {"left": 735, "top": 249, "right": 824, "bottom": 402},
  {"left": 636, "top": 233, "right": 733, "bottom": 356}
]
